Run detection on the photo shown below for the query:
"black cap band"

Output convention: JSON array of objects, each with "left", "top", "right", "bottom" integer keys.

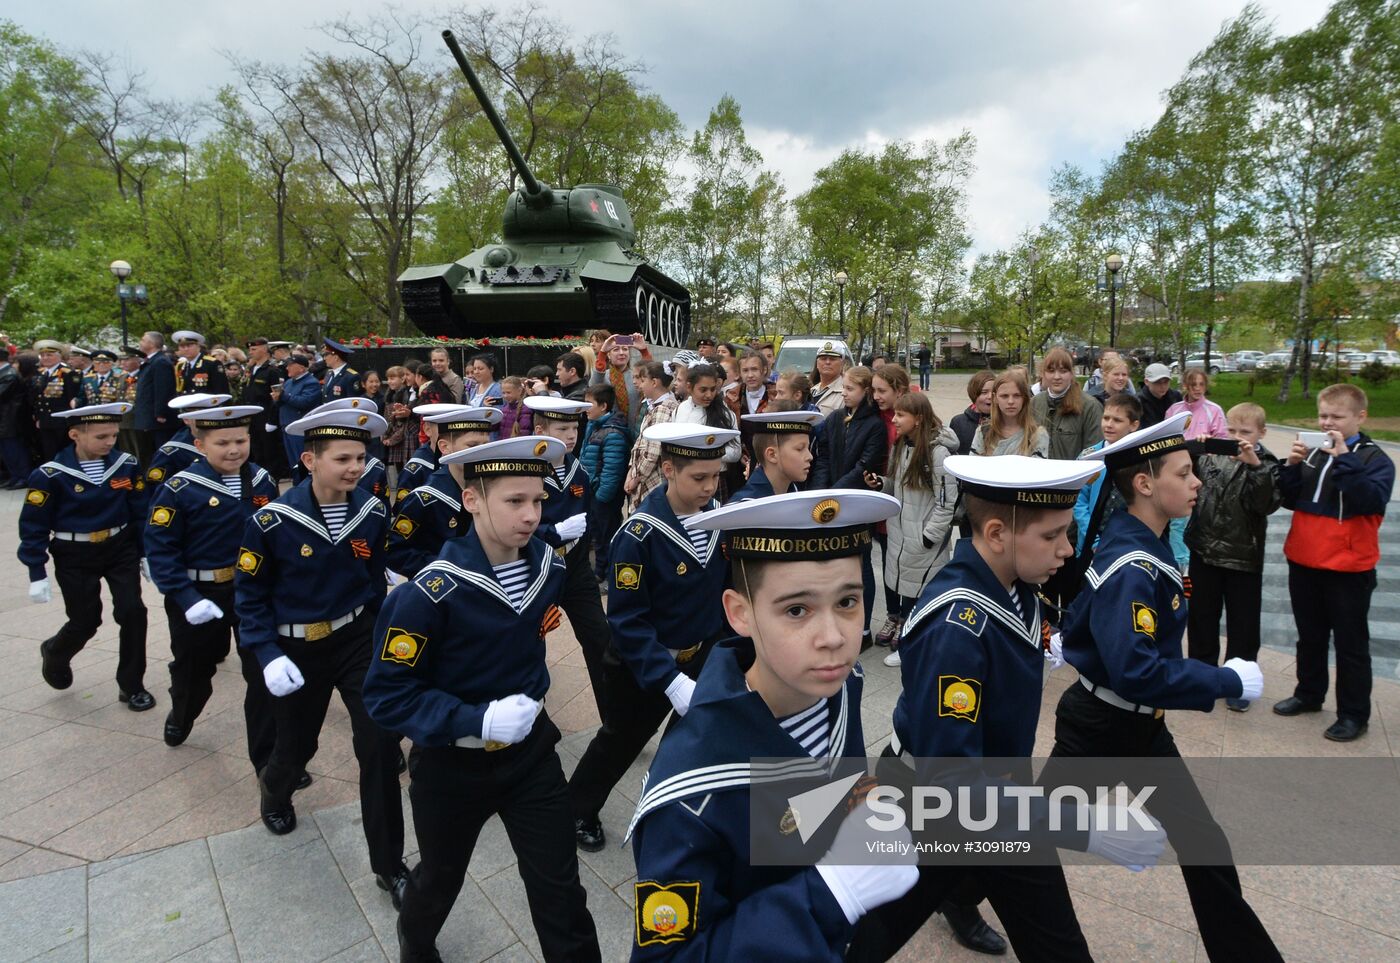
[
  {"left": 750, "top": 420, "right": 813, "bottom": 434},
  {"left": 959, "top": 481, "right": 1080, "bottom": 508},
  {"left": 726, "top": 525, "right": 873, "bottom": 561},
  {"left": 440, "top": 419, "right": 495, "bottom": 433},
  {"left": 304, "top": 426, "right": 369, "bottom": 442},
  {"left": 1102, "top": 435, "right": 1187, "bottom": 471},
  {"left": 660, "top": 441, "right": 725, "bottom": 460},
  {"left": 70, "top": 413, "right": 123, "bottom": 425},
  {"left": 533, "top": 409, "right": 582, "bottom": 422},
  {"left": 190, "top": 416, "right": 254, "bottom": 430},
  {"left": 460, "top": 459, "right": 550, "bottom": 479}
]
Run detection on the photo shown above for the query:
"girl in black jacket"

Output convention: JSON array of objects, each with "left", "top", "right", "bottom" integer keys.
[{"left": 811, "top": 364, "right": 889, "bottom": 646}]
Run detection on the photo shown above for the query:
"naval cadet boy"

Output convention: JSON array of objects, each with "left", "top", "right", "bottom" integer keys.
[
  {"left": 568, "top": 423, "right": 740, "bottom": 852},
  {"left": 144, "top": 404, "right": 281, "bottom": 760},
  {"left": 625, "top": 489, "right": 918, "bottom": 960},
  {"left": 234, "top": 406, "right": 409, "bottom": 907},
  {"left": 145, "top": 393, "right": 233, "bottom": 487},
  {"left": 393, "top": 403, "right": 464, "bottom": 502},
  {"left": 19, "top": 403, "right": 155, "bottom": 710},
  {"left": 1046, "top": 412, "right": 1280, "bottom": 961},
  {"left": 728, "top": 407, "right": 820, "bottom": 502},
  {"left": 307, "top": 397, "right": 392, "bottom": 504},
  {"left": 525, "top": 394, "right": 611, "bottom": 715},
  {"left": 364, "top": 436, "right": 602, "bottom": 963},
  {"left": 386, "top": 405, "right": 501, "bottom": 579},
  {"left": 850, "top": 455, "right": 1117, "bottom": 962}
]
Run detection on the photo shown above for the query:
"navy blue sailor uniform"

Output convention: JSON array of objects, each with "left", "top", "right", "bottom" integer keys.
[
  {"left": 395, "top": 442, "right": 438, "bottom": 503},
  {"left": 144, "top": 428, "right": 201, "bottom": 486},
  {"left": 627, "top": 641, "right": 868, "bottom": 961},
  {"left": 385, "top": 466, "right": 467, "bottom": 578},
  {"left": 726, "top": 465, "right": 796, "bottom": 503},
  {"left": 567, "top": 482, "right": 730, "bottom": 833},
  {"left": 358, "top": 454, "right": 388, "bottom": 505},
  {"left": 234, "top": 481, "right": 405, "bottom": 877},
  {"left": 145, "top": 456, "right": 279, "bottom": 760},
  {"left": 20, "top": 444, "right": 150, "bottom": 695}
]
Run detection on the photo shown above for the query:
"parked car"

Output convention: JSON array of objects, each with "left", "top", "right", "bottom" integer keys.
[
  {"left": 1256, "top": 350, "right": 1294, "bottom": 370},
  {"left": 773, "top": 336, "right": 854, "bottom": 376},
  {"left": 1365, "top": 350, "right": 1400, "bottom": 367},
  {"left": 1171, "top": 354, "right": 1238, "bottom": 375},
  {"left": 1342, "top": 352, "right": 1372, "bottom": 373},
  {"left": 1233, "top": 350, "right": 1267, "bottom": 370}
]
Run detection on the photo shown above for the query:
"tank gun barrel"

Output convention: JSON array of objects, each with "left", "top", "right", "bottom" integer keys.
[{"left": 441, "top": 29, "right": 545, "bottom": 199}]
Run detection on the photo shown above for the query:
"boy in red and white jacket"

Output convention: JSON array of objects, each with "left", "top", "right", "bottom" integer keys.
[{"left": 1273, "top": 384, "right": 1395, "bottom": 741}]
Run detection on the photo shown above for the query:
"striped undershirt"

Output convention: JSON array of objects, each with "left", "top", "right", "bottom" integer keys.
[
  {"left": 222, "top": 474, "right": 242, "bottom": 498},
  {"left": 320, "top": 503, "right": 349, "bottom": 539},
  {"left": 554, "top": 464, "right": 569, "bottom": 484},
  {"left": 779, "top": 698, "right": 831, "bottom": 760},
  {"left": 493, "top": 559, "right": 531, "bottom": 608},
  {"left": 1008, "top": 584, "right": 1024, "bottom": 622},
  {"left": 677, "top": 513, "right": 710, "bottom": 555},
  {"left": 78, "top": 459, "right": 105, "bottom": 482}
]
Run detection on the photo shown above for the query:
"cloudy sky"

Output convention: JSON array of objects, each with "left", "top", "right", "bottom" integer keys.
[{"left": 15, "top": 0, "right": 1332, "bottom": 252}]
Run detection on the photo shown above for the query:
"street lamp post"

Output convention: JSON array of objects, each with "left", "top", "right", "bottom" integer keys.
[
  {"left": 883, "top": 306, "right": 893, "bottom": 358},
  {"left": 835, "top": 270, "right": 848, "bottom": 343},
  {"left": 1105, "top": 253, "right": 1123, "bottom": 348},
  {"left": 110, "top": 260, "right": 133, "bottom": 349}
]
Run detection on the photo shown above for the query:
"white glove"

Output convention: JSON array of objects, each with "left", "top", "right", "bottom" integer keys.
[
  {"left": 665, "top": 674, "right": 697, "bottom": 716},
  {"left": 263, "top": 423, "right": 278, "bottom": 433},
  {"left": 29, "top": 579, "right": 51, "bottom": 604},
  {"left": 480, "top": 693, "right": 540, "bottom": 744},
  {"left": 184, "top": 598, "right": 225, "bottom": 625},
  {"left": 385, "top": 569, "right": 409, "bottom": 587},
  {"left": 1223, "top": 658, "right": 1264, "bottom": 702},
  {"left": 816, "top": 803, "right": 920, "bottom": 924},
  {"left": 263, "top": 655, "right": 305, "bottom": 697},
  {"left": 555, "top": 513, "right": 588, "bottom": 542},
  {"left": 1044, "top": 631, "right": 1065, "bottom": 670},
  {"left": 140, "top": 558, "right": 153, "bottom": 583},
  {"left": 1084, "top": 803, "right": 1167, "bottom": 871}
]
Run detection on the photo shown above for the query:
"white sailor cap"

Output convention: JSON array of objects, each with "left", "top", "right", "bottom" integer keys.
[
  {"left": 643, "top": 422, "right": 739, "bottom": 459},
  {"left": 285, "top": 407, "right": 387, "bottom": 441},
  {"left": 945, "top": 454, "right": 1101, "bottom": 509},
  {"left": 53, "top": 403, "right": 132, "bottom": 424},
  {"left": 686, "top": 489, "right": 900, "bottom": 561},
  {"left": 169, "top": 393, "right": 233, "bottom": 412},
  {"left": 312, "top": 397, "right": 380, "bottom": 415},
  {"left": 422, "top": 405, "right": 502, "bottom": 431},
  {"left": 414, "top": 403, "right": 468, "bottom": 421},
  {"left": 441, "top": 435, "right": 565, "bottom": 479},
  {"left": 1081, "top": 411, "right": 1191, "bottom": 471},
  {"left": 741, "top": 410, "right": 823, "bottom": 434},
  {"left": 524, "top": 396, "right": 590, "bottom": 421},
  {"left": 179, "top": 405, "right": 263, "bottom": 429},
  {"left": 172, "top": 330, "right": 205, "bottom": 345}
]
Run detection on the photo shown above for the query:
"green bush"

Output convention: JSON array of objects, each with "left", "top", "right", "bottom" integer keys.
[
  {"left": 1251, "top": 367, "right": 1281, "bottom": 388},
  {"left": 1359, "top": 360, "right": 1393, "bottom": 386}
]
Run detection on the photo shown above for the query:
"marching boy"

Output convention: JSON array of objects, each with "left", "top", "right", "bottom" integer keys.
[
  {"left": 728, "top": 406, "right": 821, "bottom": 502},
  {"left": 626, "top": 489, "right": 918, "bottom": 958},
  {"left": 144, "top": 404, "right": 280, "bottom": 758},
  {"left": 144, "top": 393, "right": 233, "bottom": 486},
  {"left": 568, "top": 423, "right": 740, "bottom": 852},
  {"left": 234, "top": 406, "right": 408, "bottom": 908},
  {"left": 20, "top": 402, "right": 155, "bottom": 711},
  {"left": 364, "top": 436, "right": 601, "bottom": 963}
]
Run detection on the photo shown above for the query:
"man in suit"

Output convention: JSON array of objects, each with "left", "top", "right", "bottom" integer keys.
[
  {"left": 320, "top": 337, "right": 363, "bottom": 403},
  {"left": 134, "top": 331, "right": 177, "bottom": 450}
]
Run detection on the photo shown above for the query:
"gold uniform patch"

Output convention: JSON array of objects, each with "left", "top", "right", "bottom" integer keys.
[
  {"left": 938, "top": 675, "right": 982, "bottom": 723},
  {"left": 25, "top": 489, "right": 49, "bottom": 507},
  {"left": 614, "top": 563, "right": 642, "bottom": 590},
  {"left": 381, "top": 628, "right": 426, "bottom": 667},
  {"left": 634, "top": 880, "right": 699, "bottom": 947},
  {"left": 236, "top": 549, "right": 263, "bottom": 575},
  {"left": 147, "top": 467, "right": 165, "bottom": 481},
  {"left": 150, "top": 506, "right": 175, "bottom": 527},
  {"left": 393, "top": 516, "right": 417, "bottom": 538},
  {"left": 1132, "top": 602, "right": 1157, "bottom": 639}
]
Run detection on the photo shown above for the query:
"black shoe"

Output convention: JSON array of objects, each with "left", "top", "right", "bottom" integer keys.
[
  {"left": 376, "top": 863, "right": 411, "bottom": 910},
  {"left": 163, "top": 713, "right": 189, "bottom": 747},
  {"left": 1324, "top": 718, "right": 1368, "bottom": 742},
  {"left": 39, "top": 642, "right": 72, "bottom": 690},
  {"left": 859, "top": 632, "right": 874, "bottom": 654},
  {"left": 295, "top": 771, "right": 313, "bottom": 792},
  {"left": 397, "top": 918, "right": 443, "bottom": 963},
  {"left": 120, "top": 689, "right": 156, "bottom": 712},
  {"left": 575, "top": 817, "right": 605, "bottom": 853},
  {"left": 1272, "top": 696, "right": 1323, "bottom": 716},
  {"left": 261, "top": 808, "right": 297, "bottom": 835},
  {"left": 940, "top": 901, "right": 1008, "bottom": 956}
]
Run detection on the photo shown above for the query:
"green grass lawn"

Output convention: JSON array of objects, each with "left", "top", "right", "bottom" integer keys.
[{"left": 1206, "top": 372, "right": 1400, "bottom": 442}]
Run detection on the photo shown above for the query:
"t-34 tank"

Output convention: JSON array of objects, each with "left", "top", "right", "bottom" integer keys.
[{"left": 398, "top": 30, "right": 691, "bottom": 348}]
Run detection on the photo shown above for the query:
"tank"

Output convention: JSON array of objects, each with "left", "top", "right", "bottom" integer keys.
[{"left": 397, "top": 30, "right": 691, "bottom": 348}]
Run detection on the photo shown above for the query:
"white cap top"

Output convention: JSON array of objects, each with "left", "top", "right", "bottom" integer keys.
[
  {"left": 421, "top": 405, "right": 502, "bottom": 427},
  {"left": 945, "top": 454, "right": 1101, "bottom": 508},
  {"left": 1082, "top": 411, "right": 1191, "bottom": 470},
  {"left": 686, "top": 489, "right": 900, "bottom": 561},
  {"left": 169, "top": 393, "right": 233, "bottom": 411},
  {"left": 524, "top": 396, "right": 590, "bottom": 420},
  {"left": 642, "top": 422, "right": 739, "bottom": 458},
  {"left": 312, "top": 397, "right": 379, "bottom": 415},
  {"left": 414, "top": 403, "right": 466, "bottom": 420},
  {"left": 179, "top": 405, "right": 263, "bottom": 427},
  {"left": 740, "top": 410, "right": 823, "bottom": 433},
  {"left": 172, "top": 330, "right": 205, "bottom": 345},
  {"left": 441, "top": 435, "right": 565, "bottom": 477},
  {"left": 285, "top": 408, "right": 388, "bottom": 440},
  {"left": 53, "top": 403, "right": 132, "bottom": 423}
]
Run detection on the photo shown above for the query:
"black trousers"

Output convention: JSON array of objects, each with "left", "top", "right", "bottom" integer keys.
[
  {"left": 1043, "top": 684, "right": 1282, "bottom": 962},
  {"left": 259, "top": 618, "right": 404, "bottom": 877},
  {"left": 1186, "top": 561, "right": 1263, "bottom": 667},
  {"left": 588, "top": 499, "right": 622, "bottom": 583},
  {"left": 46, "top": 532, "right": 147, "bottom": 693},
  {"left": 568, "top": 638, "right": 716, "bottom": 823},
  {"left": 1288, "top": 561, "right": 1377, "bottom": 723},
  {"left": 164, "top": 581, "right": 274, "bottom": 770},
  {"left": 560, "top": 543, "right": 611, "bottom": 715},
  {"left": 399, "top": 717, "right": 601, "bottom": 963},
  {"left": 37, "top": 427, "right": 68, "bottom": 462}
]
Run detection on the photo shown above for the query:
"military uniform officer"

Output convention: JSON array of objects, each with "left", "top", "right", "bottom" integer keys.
[
  {"left": 33, "top": 339, "right": 83, "bottom": 460},
  {"left": 172, "top": 330, "right": 230, "bottom": 397},
  {"left": 320, "top": 337, "right": 363, "bottom": 403},
  {"left": 385, "top": 405, "right": 500, "bottom": 579},
  {"left": 242, "top": 337, "right": 285, "bottom": 472},
  {"left": 526, "top": 395, "right": 611, "bottom": 719},
  {"left": 116, "top": 347, "right": 145, "bottom": 461},
  {"left": 364, "top": 436, "right": 601, "bottom": 963},
  {"left": 569, "top": 423, "right": 739, "bottom": 852},
  {"left": 393, "top": 403, "right": 462, "bottom": 502},
  {"left": 19, "top": 403, "right": 154, "bottom": 710},
  {"left": 1044, "top": 413, "right": 1279, "bottom": 961},
  {"left": 144, "top": 405, "right": 281, "bottom": 755},
  {"left": 234, "top": 405, "right": 408, "bottom": 907},
  {"left": 80, "top": 350, "right": 124, "bottom": 406},
  {"left": 68, "top": 346, "right": 94, "bottom": 377},
  {"left": 144, "top": 393, "right": 233, "bottom": 487}
]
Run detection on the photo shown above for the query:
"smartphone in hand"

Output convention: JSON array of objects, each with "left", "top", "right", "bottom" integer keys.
[{"left": 615, "top": 335, "right": 634, "bottom": 347}]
